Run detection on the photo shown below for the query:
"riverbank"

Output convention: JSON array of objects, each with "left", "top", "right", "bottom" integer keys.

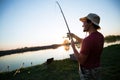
[{"left": 0, "top": 44, "right": 120, "bottom": 80}]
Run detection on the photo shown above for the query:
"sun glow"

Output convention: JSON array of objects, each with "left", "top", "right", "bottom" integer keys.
[{"left": 0, "top": 0, "right": 120, "bottom": 50}]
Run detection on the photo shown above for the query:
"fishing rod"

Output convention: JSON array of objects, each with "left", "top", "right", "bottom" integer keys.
[
  {"left": 56, "top": 1, "right": 85, "bottom": 79},
  {"left": 56, "top": 1, "right": 72, "bottom": 40}
]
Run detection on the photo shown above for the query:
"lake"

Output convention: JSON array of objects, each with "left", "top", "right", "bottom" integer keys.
[
  {"left": 0, "top": 41, "right": 119, "bottom": 72},
  {"left": 0, "top": 46, "right": 73, "bottom": 72}
]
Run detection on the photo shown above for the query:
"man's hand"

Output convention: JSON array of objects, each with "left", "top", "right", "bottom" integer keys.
[
  {"left": 67, "top": 33, "right": 83, "bottom": 43},
  {"left": 67, "top": 33, "right": 75, "bottom": 39}
]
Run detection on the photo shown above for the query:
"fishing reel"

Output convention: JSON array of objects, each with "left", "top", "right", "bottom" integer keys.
[{"left": 63, "top": 34, "right": 81, "bottom": 50}]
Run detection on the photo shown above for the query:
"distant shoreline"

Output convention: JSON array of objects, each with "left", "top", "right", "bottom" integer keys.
[
  {"left": 0, "top": 35, "right": 120, "bottom": 57},
  {"left": 0, "top": 44, "right": 62, "bottom": 57},
  {"left": 0, "top": 42, "right": 79, "bottom": 57}
]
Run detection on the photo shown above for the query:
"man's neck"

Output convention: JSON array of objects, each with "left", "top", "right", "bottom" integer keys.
[{"left": 88, "top": 28, "right": 97, "bottom": 35}]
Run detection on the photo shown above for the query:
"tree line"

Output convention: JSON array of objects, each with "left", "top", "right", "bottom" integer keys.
[
  {"left": 0, "top": 35, "right": 120, "bottom": 57},
  {"left": 104, "top": 35, "right": 120, "bottom": 43}
]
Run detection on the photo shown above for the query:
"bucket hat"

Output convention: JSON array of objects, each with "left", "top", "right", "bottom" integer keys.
[{"left": 80, "top": 13, "right": 100, "bottom": 28}]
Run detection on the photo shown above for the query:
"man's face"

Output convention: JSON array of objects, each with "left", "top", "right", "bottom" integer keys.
[{"left": 82, "top": 21, "right": 90, "bottom": 32}]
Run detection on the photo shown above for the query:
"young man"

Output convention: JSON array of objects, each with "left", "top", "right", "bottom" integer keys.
[{"left": 70, "top": 13, "right": 104, "bottom": 80}]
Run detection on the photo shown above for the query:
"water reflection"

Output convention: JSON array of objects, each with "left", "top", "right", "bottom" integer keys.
[
  {"left": 0, "top": 46, "right": 73, "bottom": 72},
  {"left": 104, "top": 41, "right": 120, "bottom": 47}
]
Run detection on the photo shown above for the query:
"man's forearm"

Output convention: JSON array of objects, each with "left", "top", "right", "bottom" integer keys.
[
  {"left": 72, "top": 44, "right": 80, "bottom": 62},
  {"left": 73, "top": 34, "right": 83, "bottom": 43}
]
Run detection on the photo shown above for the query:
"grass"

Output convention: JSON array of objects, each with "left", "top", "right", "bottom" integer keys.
[
  {"left": 101, "top": 44, "right": 120, "bottom": 80},
  {"left": 0, "top": 44, "right": 120, "bottom": 80}
]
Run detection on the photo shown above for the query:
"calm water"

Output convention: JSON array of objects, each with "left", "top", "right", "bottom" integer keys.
[
  {"left": 0, "top": 46, "right": 73, "bottom": 72},
  {"left": 0, "top": 42, "right": 120, "bottom": 72}
]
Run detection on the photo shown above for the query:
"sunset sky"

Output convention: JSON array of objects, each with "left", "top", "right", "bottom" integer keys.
[{"left": 0, "top": 0, "right": 120, "bottom": 50}]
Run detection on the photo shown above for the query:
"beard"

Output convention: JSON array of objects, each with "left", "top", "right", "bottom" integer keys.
[{"left": 83, "top": 27, "right": 89, "bottom": 32}]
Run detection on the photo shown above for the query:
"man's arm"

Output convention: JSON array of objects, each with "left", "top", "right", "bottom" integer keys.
[
  {"left": 71, "top": 40, "right": 88, "bottom": 65},
  {"left": 67, "top": 33, "right": 83, "bottom": 43}
]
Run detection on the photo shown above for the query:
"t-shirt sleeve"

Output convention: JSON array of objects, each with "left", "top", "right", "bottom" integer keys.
[{"left": 80, "top": 38, "right": 91, "bottom": 55}]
